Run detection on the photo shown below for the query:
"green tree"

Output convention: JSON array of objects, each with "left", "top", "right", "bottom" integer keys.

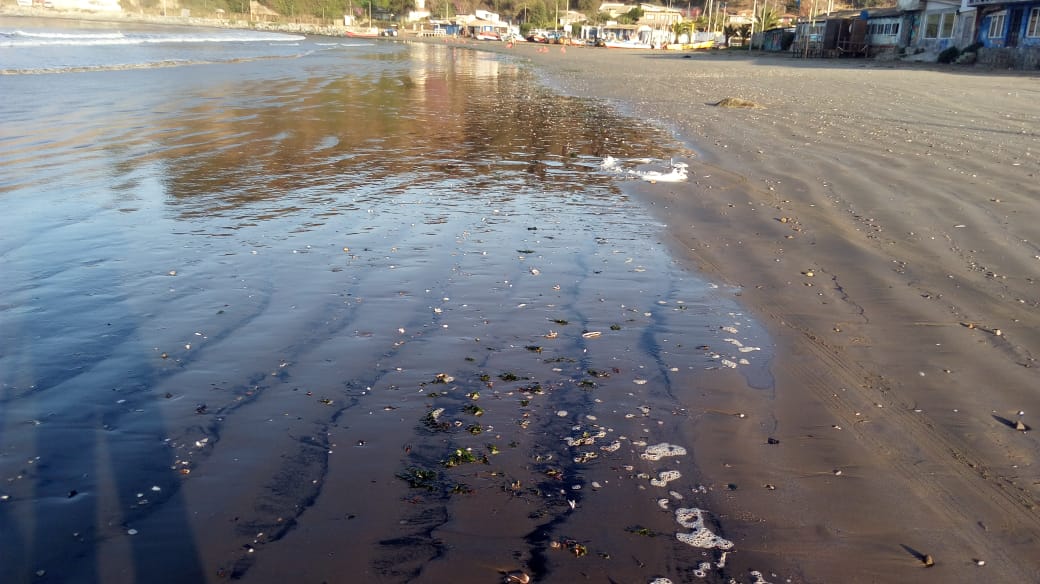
[
  {"left": 757, "top": 5, "right": 781, "bottom": 31},
  {"left": 672, "top": 20, "right": 693, "bottom": 36},
  {"left": 617, "top": 6, "right": 643, "bottom": 23},
  {"left": 520, "top": 0, "right": 551, "bottom": 27},
  {"left": 723, "top": 23, "right": 737, "bottom": 44}
]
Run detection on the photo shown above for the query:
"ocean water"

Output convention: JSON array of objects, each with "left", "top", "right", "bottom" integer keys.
[{"left": 0, "top": 19, "right": 771, "bottom": 583}]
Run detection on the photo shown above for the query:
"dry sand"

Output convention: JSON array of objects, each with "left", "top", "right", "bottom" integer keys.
[{"left": 441, "top": 40, "right": 1040, "bottom": 582}]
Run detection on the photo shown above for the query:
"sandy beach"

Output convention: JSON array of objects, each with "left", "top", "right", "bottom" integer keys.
[
  {"left": 463, "top": 42, "right": 1040, "bottom": 582},
  {"left": 3, "top": 13, "right": 1039, "bottom": 580}
]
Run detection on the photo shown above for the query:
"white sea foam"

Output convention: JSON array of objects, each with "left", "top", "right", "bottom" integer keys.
[
  {"left": 650, "top": 470, "right": 681, "bottom": 487},
  {"left": 641, "top": 442, "right": 686, "bottom": 461},
  {"left": 675, "top": 508, "right": 733, "bottom": 550},
  {"left": 2, "top": 29, "right": 304, "bottom": 49},
  {"left": 750, "top": 570, "right": 773, "bottom": 584},
  {"left": 600, "top": 156, "right": 689, "bottom": 182}
]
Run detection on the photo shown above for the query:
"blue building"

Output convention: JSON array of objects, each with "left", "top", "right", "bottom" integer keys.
[{"left": 962, "top": 0, "right": 1040, "bottom": 66}]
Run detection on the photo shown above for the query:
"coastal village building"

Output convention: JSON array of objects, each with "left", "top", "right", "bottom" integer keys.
[
  {"left": 638, "top": 3, "right": 685, "bottom": 26},
  {"left": 771, "top": 0, "right": 1037, "bottom": 66},
  {"left": 598, "top": 2, "right": 684, "bottom": 26},
  {"left": 407, "top": 0, "right": 431, "bottom": 22},
  {"left": 962, "top": 0, "right": 1040, "bottom": 66}
]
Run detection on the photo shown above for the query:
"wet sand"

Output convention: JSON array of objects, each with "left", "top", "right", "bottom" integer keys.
[
  {"left": 3, "top": 16, "right": 1038, "bottom": 579},
  {"left": 2, "top": 34, "right": 776, "bottom": 583},
  {"left": 469, "top": 43, "right": 1040, "bottom": 582}
]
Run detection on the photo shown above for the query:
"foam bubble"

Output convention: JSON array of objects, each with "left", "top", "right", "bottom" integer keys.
[
  {"left": 750, "top": 570, "right": 772, "bottom": 584},
  {"left": 675, "top": 508, "right": 734, "bottom": 550},
  {"left": 640, "top": 443, "right": 687, "bottom": 461},
  {"left": 650, "top": 470, "right": 681, "bottom": 487}
]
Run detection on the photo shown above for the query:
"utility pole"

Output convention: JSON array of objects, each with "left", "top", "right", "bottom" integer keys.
[{"left": 749, "top": 0, "right": 756, "bottom": 51}]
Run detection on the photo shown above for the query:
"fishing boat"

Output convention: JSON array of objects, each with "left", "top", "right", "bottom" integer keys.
[
  {"left": 603, "top": 38, "right": 652, "bottom": 49},
  {"left": 345, "top": 27, "right": 381, "bottom": 38},
  {"left": 664, "top": 39, "right": 716, "bottom": 50}
]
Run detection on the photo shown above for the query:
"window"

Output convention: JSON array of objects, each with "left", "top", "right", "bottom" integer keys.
[
  {"left": 989, "top": 11, "right": 1006, "bottom": 38},
  {"left": 940, "top": 13, "right": 955, "bottom": 38},
  {"left": 925, "top": 12, "right": 955, "bottom": 39},
  {"left": 869, "top": 21, "right": 900, "bottom": 37},
  {"left": 1028, "top": 7, "right": 1040, "bottom": 37},
  {"left": 925, "top": 13, "right": 940, "bottom": 38}
]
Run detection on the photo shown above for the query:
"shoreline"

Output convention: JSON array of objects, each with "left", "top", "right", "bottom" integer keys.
[
  {"left": 497, "top": 43, "right": 1040, "bottom": 582},
  {"left": 6, "top": 13, "right": 1038, "bottom": 579}
]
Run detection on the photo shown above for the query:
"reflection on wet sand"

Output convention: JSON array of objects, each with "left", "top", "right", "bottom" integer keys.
[{"left": 0, "top": 42, "right": 770, "bottom": 583}]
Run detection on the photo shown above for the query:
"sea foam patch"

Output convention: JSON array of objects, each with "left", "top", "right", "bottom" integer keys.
[
  {"left": 600, "top": 156, "right": 689, "bottom": 183},
  {"left": 640, "top": 442, "right": 687, "bottom": 461},
  {"left": 675, "top": 508, "right": 734, "bottom": 550},
  {"left": 650, "top": 470, "right": 681, "bottom": 487}
]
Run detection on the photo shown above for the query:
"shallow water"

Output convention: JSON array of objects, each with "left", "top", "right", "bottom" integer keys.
[{"left": 0, "top": 25, "right": 771, "bottom": 583}]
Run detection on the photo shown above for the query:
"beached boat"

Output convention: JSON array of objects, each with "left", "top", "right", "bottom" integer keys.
[
  {"left": 474, "top": 31, "right": 501, "bottom": 41},
  {"left": 345, "top": 27, "right": 381, "bottom": 38},
  {"left": 603, "top": 38, "right": 652, "bottom": 49},
  {"left": 664, "top": 39, "right": 716, "bottom": 50}
]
